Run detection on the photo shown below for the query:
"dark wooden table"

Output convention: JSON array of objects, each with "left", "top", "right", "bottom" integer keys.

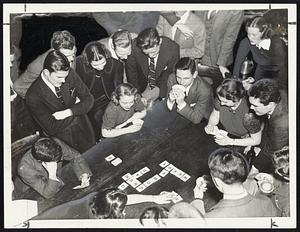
[{"left": 21, "top": 101, "right": 222, "bottom": 218}]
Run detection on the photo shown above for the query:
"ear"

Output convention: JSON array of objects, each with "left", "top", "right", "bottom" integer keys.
[{"left": 42, "top": 69, "right": 50, "bottom": 77}]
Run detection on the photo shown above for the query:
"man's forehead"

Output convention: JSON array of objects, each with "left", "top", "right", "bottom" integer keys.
[{"left": 51, "top": 70, "right": 69, "bottom": 77}]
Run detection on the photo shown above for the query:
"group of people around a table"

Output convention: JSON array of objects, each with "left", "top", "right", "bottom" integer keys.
[{"left": 11, "top": 10, "right": 289, "bottom": 224}]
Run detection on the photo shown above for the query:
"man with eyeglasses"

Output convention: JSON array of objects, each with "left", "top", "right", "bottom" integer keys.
[
  {"left": 248, "top": 79, "right": 288, "bottom": 173},
  {"left": 16, "top": 137, "right": 92, "bottom": 199},
  {"left": 13, "top": 30, "right": 77, "bottom": 98}
]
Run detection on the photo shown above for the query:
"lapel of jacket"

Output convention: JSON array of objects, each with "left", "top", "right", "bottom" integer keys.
[
  {"left": 139, "top": 49, "right": 149, "bottom": 78},
  {"left": 156, "top": 37, "right": 168, "bottom": 78},
  {"left": 185, "top": 78, "right": 198, "bottom": 104}
]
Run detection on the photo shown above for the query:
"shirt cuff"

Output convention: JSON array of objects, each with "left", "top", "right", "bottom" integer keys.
[
  {"left": 167, "top": 98, "right": 175, "bottom": 111},
  {"left": 177, "top": 102, "right": 187, "bottom": 111}
]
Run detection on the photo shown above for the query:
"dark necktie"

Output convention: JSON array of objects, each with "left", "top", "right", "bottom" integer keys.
[
  {"left": 148, "top": 57, "right": 156, "bottom": 89},
  {"left": 55, "top": 87, "right": 64, "bottom": 105}
]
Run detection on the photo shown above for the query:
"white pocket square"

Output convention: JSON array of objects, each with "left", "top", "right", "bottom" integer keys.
[{"left": 190, "top": 103, "right": 196, "bottom": 107}]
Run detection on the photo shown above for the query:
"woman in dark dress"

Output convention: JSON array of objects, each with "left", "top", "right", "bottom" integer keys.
[
  {"left": 75, "top": 41, "right": 123, "bottom": 139},
  {"left": 233, "top": 16, "right": 287, "bottom": 90}
]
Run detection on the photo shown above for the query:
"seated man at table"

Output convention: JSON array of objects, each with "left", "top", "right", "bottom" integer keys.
[
  {"left": 25, "top": 50, "right": 95, "bottom": 152},
  {"left": 32, "top": 187, "right": 173, "bottom": 219},
  {"left": 16, "top": 137, "right": 92, "bottom": 199},
  {"left": 196, "top": 147, "right": 279, "bottom": 217},
  {"left": 166, "top": 57, "right": 214, "bottom": 124},
  {"left": 248, "top": 79, "right": 288, "bottom": 173},
  {"left": 13, "top": 30, "right": 77, "bottom": 99},
  {"left": 126, "top": 27, "right": 180, "bottom": 101}
]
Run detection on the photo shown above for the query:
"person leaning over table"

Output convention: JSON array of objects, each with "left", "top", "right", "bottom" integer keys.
[
  {"left": 204, "top": 78, "right": 262, "bottom": 153},
  {"left": 192, "top": 148, "right": 279, "bottom": 218},
  {"left": 166, "top": 57, "right": 214, "bottom": 124},
  {"left": 75, "top": 41, "right": 123, "bottom": 139},
  {"left": 32, "top": 187, "right": 173, "bottom": 219},
  {"left": 16, "top": 137, "right": 92, "bottom": 199},
  {"left": 101, "top": 83, "right": 147, "bottom": 138},
  {"left": 13, "top": 30, "right": 77, "bottom": 98}
]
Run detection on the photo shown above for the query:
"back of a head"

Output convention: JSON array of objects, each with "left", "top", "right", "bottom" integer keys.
[
  {"left": 217, "top": 79, "right": 245, "bottom": 102},
  {"left": 208, "top": 148, "right": 249, "bottom": 184},
  {"left": 43, "top": 50, "right": 70, "bottom": 73},
  {"left": 111, "top": 30, "right": 131, "bottom": 49},
  {"left": 91, "top": 188, "right": 127, "bottom": 219},
  {"left": 83, "top": 41, "right": 108, "bottom": 64},
  {"left": 139, "top": 206, "right": 169, "bottom": 226},
  {"left": 175, "top": 57, "right": 196, "bottom": 75},
  {"left": 136, "top": 28, "right": 160, "bottom": 50},
  {"left": 51, "top": 30, "right": 76, "bottom": 50},
  {"left": 246, "top": 16, "right": 273, "bottom": 39},
  {"left": 31, "top": 137, "right": 62, "bottom": 162},
  {"left": 168, "top": 202, "right": 204, "bottom": 219},
  {"left": 248, "top": 79, "right": 281, "bottom": 105}
]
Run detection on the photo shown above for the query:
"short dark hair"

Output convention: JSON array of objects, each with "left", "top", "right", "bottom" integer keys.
[
  {"left": 217, "top": 79, "right": 245, "bottom": 102},
  {"left": 248, "top": 79, "right": 281, "bottom": 105},
  {"left": 90, "top": 188, "right": 128, "bottom": 219},
  {"left": 139, "top": 206, "right": 169, "bottom": 226},
  {"left": 175, "top": 57, "right": 196, "bottom": 75},
  {"left": 83, "top": 41, "right": 108, "bottom": 65},
  {"left": 51, "top": 30, "right": 76, "bottom": 50},
  {"left": 111, "top": 30, "right": 132, "bottom": 48},
  {"left": 246, "top": 16, "right": 273, "bottom": 39},
  {"left": 43, "top": 50, "right": 70, "bottom": 73},
  {"left": 111, "top": 83, "right": 138, "bottom": 105},
  {"left": 31, "top": 137, "right": 62, "bottom": 162},
  {"left": 136, "top": 28, "right": 160, "bottom": 50},
  {"left": 208, "top": 148, "right": 249, "bottom": 184}
]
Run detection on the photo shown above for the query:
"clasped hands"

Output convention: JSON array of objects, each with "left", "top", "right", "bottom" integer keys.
[
  {"left": 169, "top": 85, "right": 186, "bottom": 108},
  {"left": 204, "top": 124, "right": 232, "bottom": 146}
]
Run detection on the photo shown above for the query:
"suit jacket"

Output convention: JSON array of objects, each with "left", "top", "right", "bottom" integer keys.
[
  {"left": 17, "top": 138, "right": 92, "bottom": 199},
  {"left": 33, "top": 192, "right": 97, "bottom": 219},
  {"left": 126, "top": 36, "right": 180, "bottom": 98},
  {"left": 156, "top": 12, "right": 205, "bottom": 59},
  {"left": 194, "top": 10, "right": 244, "bottom": 67},
  {"left": 13, "top": 49, "right": 76, "bottom": 99},
  {"left": 25, "top": 69, "right": 95, "bottom": 152},
  {"left": 260, "top": 90, "right": 288, "bottom": 158},
  {"left": 167, "top": 74, "right": 214, "bottom": 124}
]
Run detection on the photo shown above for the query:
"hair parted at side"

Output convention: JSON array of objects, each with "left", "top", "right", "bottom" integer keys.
[
  {"left": 136, "top": 28, "right": 160, "bottom": 50},
  {"left": 246, "top": 16, "right": 273, "bottom": 40},
  {"left": 83, "top": 41, "right": 109, "bottom": 65},
  {"left": 248, "top": 79, "right": 281, "bottom": 105},
  {"left": 111, "top": 29, "right": 132, "bottom": 48},
  {"left": 111, "top": 83, "right": 138, "bottom": 105},
  {"left": 217, "top": 78, "right": 245, "bottom": 102},
  {"left": 90, "top": 188, "right": 128, "bottom": 219},
  {"left": 43, "top": 50, "right": 70, "bottom": 73},
  {"left": 139, "top": 206, "right": 169, "bottom": 226},
  {"left": 31, "top": 137, "right": 62, "bottom": 162},
  {"left": 175, "top": 57, "right": 196, "bottom": 75},
  {"left": 208, "top": 147, "right": 249, "bottom": 184},
  {"left": 51, "top": 30, "right": 76, "bottom": 50}
]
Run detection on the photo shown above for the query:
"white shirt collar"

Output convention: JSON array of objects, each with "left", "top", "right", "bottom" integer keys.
[
  {"left": 207, "top": 10, "right": 218, "bottom": 19},
  {"left": 41, "top": 71, "right": 57, "bottom": 96},
  {"left": 256, "top": 39, "right": 271, "bottom": 50},
  {"left": 148, "top": 55, "right": 159, "bottom": 67}
]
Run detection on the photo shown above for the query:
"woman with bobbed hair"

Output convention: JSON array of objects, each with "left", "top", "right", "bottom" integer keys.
[
  {"left": 75, "top": 41, "right": 123, "bottom": 138},
  {"left": 101, "top": 83, "right": 147, "bottom": 138},
  {"left": 32, "top": 187, "right": 173, "bottom": 219},
  {"left": 233, "top": 16, "right": 287, "bottom": 90},
  {"left": 204, "top": 79, "right": 262, "bottom": 151}
]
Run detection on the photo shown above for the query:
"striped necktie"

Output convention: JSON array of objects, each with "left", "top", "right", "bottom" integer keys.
[
  {"left": 148, "top": 57, "right": 156, "bottom": 89},
  {"left": 55, "top": 87, "right": 65, "bottom": 105}
]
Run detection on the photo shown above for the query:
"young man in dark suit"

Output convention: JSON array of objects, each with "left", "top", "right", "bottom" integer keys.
[
  {"left": 126, "top": 27, "right": 180, "bottom": 101},
  {"left": 26, "top": 50, "right": 95, "bottom": 152},
  {"left": 167, "top": 57, "right": 214, "bottom": 124}
]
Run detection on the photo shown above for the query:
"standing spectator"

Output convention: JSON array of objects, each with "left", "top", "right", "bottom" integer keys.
[
  {"left": 75, "top": 41, "right": 123, "bottom": 138},
  {"left": 248, "top": 79, "right": 288, "bottom": 173},
  {"left": 13, "top": 30, "right": 77, "bottom": 98},
  {"left": 156, "top": 11, "right": 205, "bottom": 59},
  {"left": 26, "top": 50, "right": 95, "bottom": 152},
  {"left": 126, "top": 28, "right": 180, "bottom": 101},
  {"left": 233, "top": 16, "right": 288, "bottom": 90}
]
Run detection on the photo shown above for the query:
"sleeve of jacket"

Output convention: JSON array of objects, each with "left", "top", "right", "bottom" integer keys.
[
  {"left": 177, "top": 81, "right": 213, "bottom": 124},
  {"left": 69, "top": 69, "right": 94, "bottom": 116},
  {"left": 18, "top": 158, "right": 64, "bottom": 199},
  {"left": 217, "top": 10, "right": 244, "bottom": 67},
  {"left": 126, "top": 45, "right": 141, "bottom": 91},
  {"left": 26, "top": 89, "right": 76, "bottom": 135},
  {"left": 52, "top": 137, "right": 93, "bottom": 180},
  {"left": 232, "top": 37, "right": 251, "bottom": 78}
]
